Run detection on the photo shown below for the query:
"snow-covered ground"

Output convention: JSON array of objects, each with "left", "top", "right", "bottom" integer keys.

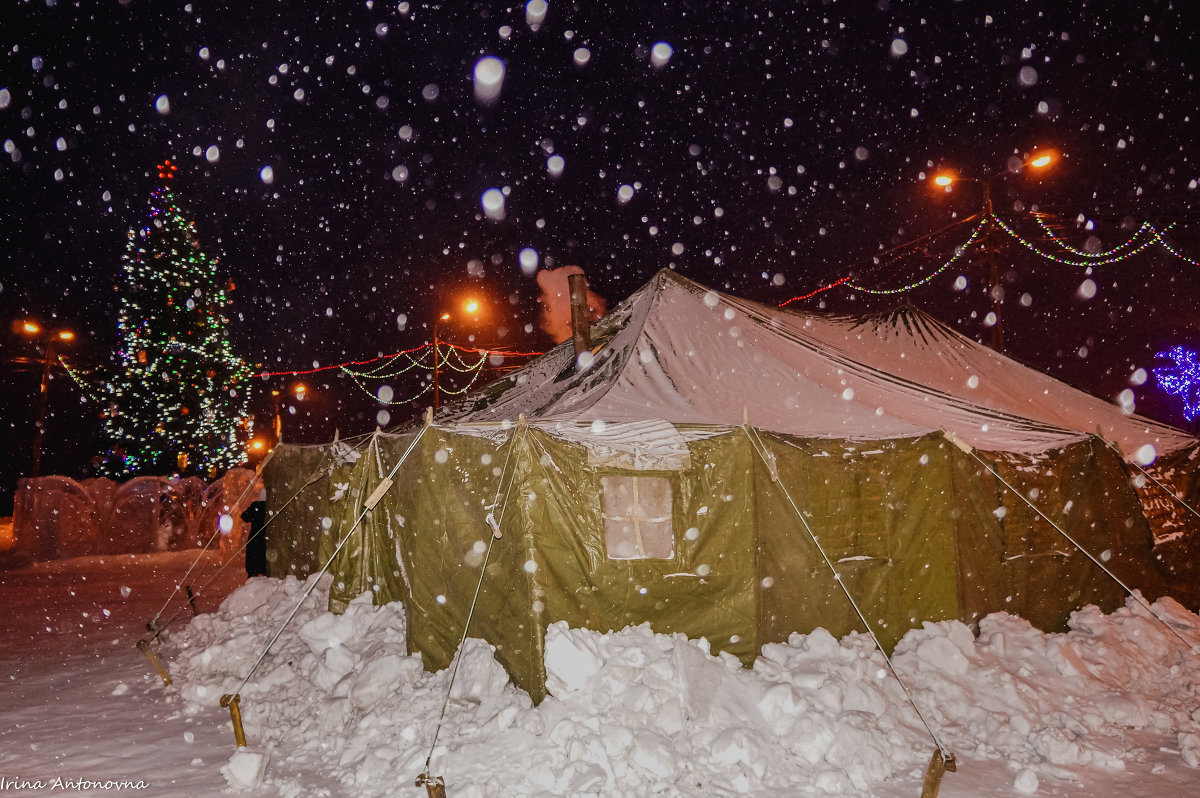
[
  {"left": 1, "top": 551, "right": 1198, "bottom": 797},
  {"left": 0, "top": 552, "right": 247, "bottom": 796}
]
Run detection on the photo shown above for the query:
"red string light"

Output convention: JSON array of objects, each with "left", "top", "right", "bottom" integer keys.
[{"left": 779, "top": 276, "right": 852, "bottom": 306}]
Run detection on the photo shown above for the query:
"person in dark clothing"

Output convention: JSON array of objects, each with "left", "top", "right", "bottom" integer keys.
[{"left": 241, "top": 487, "right": 269, "bottom": 578}]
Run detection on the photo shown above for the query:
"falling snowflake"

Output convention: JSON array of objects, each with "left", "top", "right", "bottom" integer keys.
[{"left": 1153, "top": 346, "right": 1200, "bottom": 421}]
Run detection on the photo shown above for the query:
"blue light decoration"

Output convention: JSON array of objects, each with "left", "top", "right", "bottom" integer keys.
[{"left": 1153, "top": 346, "right": 1200, "bottom": 421}]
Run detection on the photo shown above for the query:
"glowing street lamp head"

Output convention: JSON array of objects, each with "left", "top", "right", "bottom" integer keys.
[
  {"left": 249, "top": 437, "right": 268, "bottom": 452},
  {"left": 463, "top": 299, "right": 480, "bottom": 315},
  {"left": 933, "top": 173, "right": 954, "bottom": 187},
  {"left": 16, "top": 321, "right": 75, "bottom": 342},
  {"left": 1028, "top": 150, "right": 1056, "bottom": 170},
  {"left": 292, "top": 382, "right": 307, "bottom": 400}
]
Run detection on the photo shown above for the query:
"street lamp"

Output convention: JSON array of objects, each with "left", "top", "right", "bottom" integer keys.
[
  {"left": 270, "top": 382, "right": 308, "bottom": 445},
  {"left": 930, "top": 150, "right": 1056, "bottom": 351},
  {"left": 15, "top": 320, "right": 76, "bottom": 477},
  {"left": 432, "top": 298, "right": 483, "bottom": 410}
]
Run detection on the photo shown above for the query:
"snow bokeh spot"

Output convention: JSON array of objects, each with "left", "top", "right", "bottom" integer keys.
[
  {"left": 481, "top": 188, "right": 506, "bottom": 220},
  {"left": 473, "top": 56, "right": 505, "bottom": 105},
  {"left": 650, "top": 42, "right": 674, "bottom": 67}
]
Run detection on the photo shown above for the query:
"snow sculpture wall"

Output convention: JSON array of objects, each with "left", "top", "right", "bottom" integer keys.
[{"left": 2, "top": 469, "right": 257, "bottom": 569}]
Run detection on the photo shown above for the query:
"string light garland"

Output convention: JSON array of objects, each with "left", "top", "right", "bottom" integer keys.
[
  {"left": 258, "top": 342, "right": 542, "bottom": 379},
  {"left": 1159, "top": 238, "right": 1200, "bottom": 267},
  {"left": 783, "top": 211, "right": 1198, "bottom": 304},
  {"left": 1032, "top": 216, "right": 1159, "bottom": 259},
  {"left": 1154, "top": 347, "right": 1200, "bottom": 422},
  {"left": 780, "top": 277, "right": 852, "bottom": 304},
  {"left": 342, "top": 369, "right": 435, "bottom": 405},
  {"left": 61, "top": 358, "right": 106, "bottom": 403},
  {"left": 438, "top": 344, "right": 493, "bottom": 374},
  {"left": 990, "top": 215, "right": 1165, "bottom": 266},
  {"left": 340, "top": 343, "right": 493, "bottom": 405},
  {"left": 780, "top": 215, "right": 985, "bottom": 307},
  {"left": 845, "top": 221, "right": 987, "bottom": 295},
  {"left": 342, "top": 349, "right": 433, "bottom": 380},
  {"left": 261, "top": 342, "right": 542, "bottom": 407},
  {"left": 90, "top": 161, "right": 252, "bottom": 477}
]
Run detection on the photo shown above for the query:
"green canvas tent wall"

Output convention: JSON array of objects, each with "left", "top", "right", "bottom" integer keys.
[{"left": 263, "top": 271, "right": 1186, "bottom": 700}]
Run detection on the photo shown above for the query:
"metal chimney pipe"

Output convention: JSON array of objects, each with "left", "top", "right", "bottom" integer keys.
[{"left": 568, "top": 273, "right": 591, "bottom": 357}]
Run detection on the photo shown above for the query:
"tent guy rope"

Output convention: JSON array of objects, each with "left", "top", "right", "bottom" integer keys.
[
  {"left": 146, "top": 447, "right": 276, "bottom": 634},
  {"left": 148, "top": 433, "right": 377, "bottom": 643},
  {"left": 943, "top": 430, "right": 1200, "bottom": 656},
  {"left": 418, "top": 418, "right": 528, "bottom": 797},
  {"left": 741, "top": 422, "right": 958, "bottom": 775},
  {"left": 137, "top": 445, "right": 287, "bottom": 684},
  {"left": 219, "top": 424, "right": 431, "bottom": 747}
]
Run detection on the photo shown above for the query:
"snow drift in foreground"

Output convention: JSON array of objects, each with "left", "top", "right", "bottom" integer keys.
[{"left": 169, "top": 575, "right": 1200, "bottom": 797}]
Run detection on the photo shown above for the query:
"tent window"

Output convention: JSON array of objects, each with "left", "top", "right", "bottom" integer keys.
[{"left": 600, "top": 475, "right": 674, "bottom": 559}]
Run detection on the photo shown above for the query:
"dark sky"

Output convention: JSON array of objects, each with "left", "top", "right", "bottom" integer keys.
[{"left": 1, "top": 1, "right": 1198, "bottom": 506}]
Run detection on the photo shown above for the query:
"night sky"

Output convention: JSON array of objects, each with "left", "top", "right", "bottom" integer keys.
[{"left": 1, "top": 1, "right": 1197, "bottom": 508}]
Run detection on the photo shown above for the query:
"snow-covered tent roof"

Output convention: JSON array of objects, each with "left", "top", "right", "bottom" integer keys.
[
  {"left": 774, "top": 302, "right": 1195, "bottom": 460},
  {"left": 442, "top": 270, "right": 1194, "bottom": 457}
]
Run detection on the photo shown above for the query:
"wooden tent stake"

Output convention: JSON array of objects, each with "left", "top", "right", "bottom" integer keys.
[
  {"left": 920, "top": 749, "right": 956, "bottom": 798},
  {"left": 136, "top": 639, "right": 172, "bottom": 685},
  {"left": 220, "top": 694, "right": 247, "bottom": 747},
  {"left": 415, "top": 773, "right": 446, "bottom": 797}
]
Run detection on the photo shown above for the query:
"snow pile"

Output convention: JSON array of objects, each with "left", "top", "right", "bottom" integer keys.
[{"left": 169, "top": 576, "right": 1200, "bottom": 797}]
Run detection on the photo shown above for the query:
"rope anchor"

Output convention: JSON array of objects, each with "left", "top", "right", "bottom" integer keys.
[
  {"left": 220, "top": 693, "right": 248, "bottom": 747},
  {"left": 136, "top": 638, "right": 172, "bottom": 685},
  {"left": 415, "top": 773, "right": 446, "bottom": 798}
]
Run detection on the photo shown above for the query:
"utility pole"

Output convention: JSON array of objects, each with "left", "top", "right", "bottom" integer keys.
[
  {"left": 432, "top": 319, "right": 442, "bottom": 411},
  {"left": 982, "top": 180, "right": 1004, "bottom": 353},
  {"left": 16, "top": 323, "right": 75, "bottom": 478},
  {"left": 31, "top": 342, "right": 56, "bottom": 477},
  {"left": 933, "top": 150, "right": 1057, "bottom": 353}
]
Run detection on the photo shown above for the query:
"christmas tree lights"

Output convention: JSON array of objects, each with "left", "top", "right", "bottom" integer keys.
[{"left": 97, "top": 161, "right": 252, "bottom": 477}]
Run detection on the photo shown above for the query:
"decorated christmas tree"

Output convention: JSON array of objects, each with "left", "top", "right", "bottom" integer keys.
[{"left": 99, "top": 160, "right": 252, "bottom": 477}]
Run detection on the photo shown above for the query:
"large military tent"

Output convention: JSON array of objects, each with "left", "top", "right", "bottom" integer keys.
[{"left": 263, "top": 270, "right": 1194, "bottom": 700}]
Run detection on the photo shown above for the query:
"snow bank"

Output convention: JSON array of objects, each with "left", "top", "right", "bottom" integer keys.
[{"left": 169, "top": 577, "right": 1200, "bottom": 797}]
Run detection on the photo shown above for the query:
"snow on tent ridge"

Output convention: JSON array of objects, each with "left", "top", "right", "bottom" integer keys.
[{"left": 169, "top": 574, "right": 1200, "bottom": 797}]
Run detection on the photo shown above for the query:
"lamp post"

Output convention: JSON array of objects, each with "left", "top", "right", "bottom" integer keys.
[
  {"left": 15, "top": 321, "right": 76, "bottom": 477},
  {"left": 931, "top": 150, "right": 1056, "bottom": 352},
  {"left": 432, "top": 298, "right": 482, "bottom": 410},
  {"left": 270, "top": 382, "right": 307, "bottom": 445}
]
